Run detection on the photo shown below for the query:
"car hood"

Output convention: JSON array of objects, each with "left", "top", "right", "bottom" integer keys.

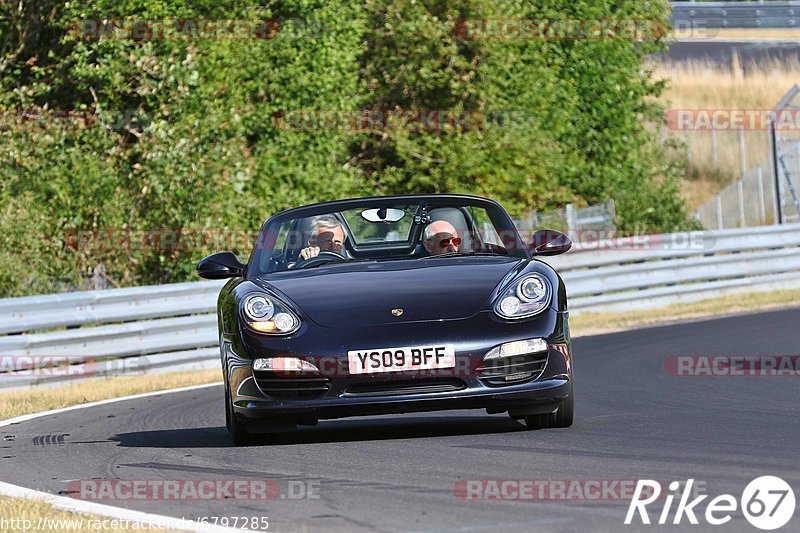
[{"left": 258, "top": 257, "right": 523, "bottom": 327}]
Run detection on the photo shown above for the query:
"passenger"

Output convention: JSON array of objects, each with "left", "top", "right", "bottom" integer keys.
[{"left": 423, "top": 220, "right": 461, "bottom": 256}]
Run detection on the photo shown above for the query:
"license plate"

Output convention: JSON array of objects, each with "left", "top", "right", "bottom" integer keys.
[{"left": 347, "top": 344, "right": 456, "bottom": 375}]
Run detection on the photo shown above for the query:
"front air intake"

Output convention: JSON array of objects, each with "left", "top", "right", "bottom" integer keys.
[
  {"left": 477, "top": 353, "right": 548, "bottom": 385},
  {"left": 253, "top": 371, "right": 330, "bottom": 399}
]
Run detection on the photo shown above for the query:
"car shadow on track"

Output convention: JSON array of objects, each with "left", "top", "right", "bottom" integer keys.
[{"left": 111, "top": 415, "right": 529, "bottom": 448}]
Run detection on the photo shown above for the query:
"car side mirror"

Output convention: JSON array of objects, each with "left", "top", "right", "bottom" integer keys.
[
  {"left": 197, "top": 252, "right": 246, "bottom": 279},
  {"left": 530, "top": 229, "right": 572, "bottom": 256}
]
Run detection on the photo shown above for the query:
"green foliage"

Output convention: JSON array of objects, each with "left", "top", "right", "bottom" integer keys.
[{"left": 0, "top": 0, "right": 695, "bottom": 296}]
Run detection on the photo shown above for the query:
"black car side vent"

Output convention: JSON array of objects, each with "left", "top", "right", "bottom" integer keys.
[
  {"left": 253, "top": 372, "right": 331, "bottom": 399},
  {"left": 477, "top": 353, "right": 548, "bottom": 385}
]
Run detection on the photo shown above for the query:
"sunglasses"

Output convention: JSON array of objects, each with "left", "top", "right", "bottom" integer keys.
[
  {"left": 436, "top": 237, "right": 462, "bottom": 248},
  {"left": 316, "top": 237, "right": 344, "bottom": 246}
]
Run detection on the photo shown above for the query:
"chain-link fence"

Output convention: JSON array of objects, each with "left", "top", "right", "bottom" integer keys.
[
  {"left": 695, "top": 160, "right": 777, "bottom": 229},
  {"left": 695, "top": 85, "right": 800, "bottom": 229},
  {"left": 774, "top": 135, "right": 800, "bottom": 224}
]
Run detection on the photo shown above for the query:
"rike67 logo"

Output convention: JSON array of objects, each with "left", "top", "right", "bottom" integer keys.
[{"left": 626, "top": 477, "right": 795, "bottom": 530}]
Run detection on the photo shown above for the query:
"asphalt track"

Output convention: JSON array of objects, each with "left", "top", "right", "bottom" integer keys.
[{"left": 2, "top": 308, "right": 799, "bottom": 532}]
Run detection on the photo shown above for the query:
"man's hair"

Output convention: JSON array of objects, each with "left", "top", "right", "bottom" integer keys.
[
  {"left": 424, "top": 224, "right": 436, "bottom": 240},
  {"left": 424, "top": 221, "right": 456, "bottom": 240},
  {"left": 309, "top": 215, "right": 344, "bottom": 237}
]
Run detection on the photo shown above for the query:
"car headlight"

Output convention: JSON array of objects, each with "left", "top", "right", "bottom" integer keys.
[
  {"left": 241, "top": 293, "right": 301, "bottom": 335},
  {"left": 494, "top": 273, "right": 551, "bottom": 319}
]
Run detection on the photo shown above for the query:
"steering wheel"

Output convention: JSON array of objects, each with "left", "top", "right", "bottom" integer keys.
[{"left": 293, "top": 250, "right": 348, "bottom": 269}]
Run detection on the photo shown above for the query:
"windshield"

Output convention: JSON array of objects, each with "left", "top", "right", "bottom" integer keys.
[{"left": 249, "top": 198, "right": 527, "bottom": 276}]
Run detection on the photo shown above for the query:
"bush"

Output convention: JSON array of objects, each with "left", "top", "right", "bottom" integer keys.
[{"left": 0, "top": 0, "right": 695, "bottom": 296}]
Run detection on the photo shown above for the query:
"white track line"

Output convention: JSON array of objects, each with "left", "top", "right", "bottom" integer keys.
[{"left": 0, "top": 382, "right": 254, "bottom": 533}]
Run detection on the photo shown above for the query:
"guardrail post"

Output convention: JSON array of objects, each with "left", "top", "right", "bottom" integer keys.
[
  {"left": 607, "top": 199, "right": 616, "bottom": 228},
  {"left": 757, "top": 165, "right": 766, "bottom": 224},
  {"left": 565, "top": 203, "right": 577, "bottom": 234},
  {"left": 769, "top": 120, "right": 783, "bottom": 224},
  {"left": 529, "top": 209, "right": 538, "bottom": 230},
  {"left": 739, "top": 128, "right": 747, "bottom": 177},
  {"left": 737, "top": 178, "right": 746, "bottom": 227}
]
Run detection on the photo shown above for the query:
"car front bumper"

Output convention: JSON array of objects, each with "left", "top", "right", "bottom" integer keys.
[{"left": 222, "top": 309, "right": 572, "bottom": 428}]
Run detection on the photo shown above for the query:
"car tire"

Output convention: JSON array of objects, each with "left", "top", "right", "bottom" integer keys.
[
  {"left": 226, "top": 383, "right": 255, "bottom": 446},
  {"left": 524, "top": 389, "right": 574, "bottom": 430},
  {"left": 224, "top": 389, "right": 231, "bottom": 432}
]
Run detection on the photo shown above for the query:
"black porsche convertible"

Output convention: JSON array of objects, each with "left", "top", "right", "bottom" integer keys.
[{"left": 197, "top": 194, "right": 574, "bottom": 445}]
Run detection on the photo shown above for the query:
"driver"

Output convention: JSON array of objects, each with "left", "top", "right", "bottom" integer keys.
[
  {"left": 299, "top": 215, "right": 347, "bottom": 260},
  {"left": 423, "top": 220, "right": 461, "bottom": 256}
]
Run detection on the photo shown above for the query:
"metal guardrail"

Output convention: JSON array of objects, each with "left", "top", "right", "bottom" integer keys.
[
  {"left": 1, "top": 223, "right": 799, "bottom": 388},
  {"left": 670, "top": 1, "right": 800, "bottom": 29},
  {"left": 0, "top": 280, "right": 226, "bottom": 389},
  {"left": 0, "top": 280, "right": 224, "bottom": 335},
  {"left": 544, "top": 223, "right": 800, "bottom": 311},
  {"left": 512, "top": 200, "right": 616, "bottom": 238}
]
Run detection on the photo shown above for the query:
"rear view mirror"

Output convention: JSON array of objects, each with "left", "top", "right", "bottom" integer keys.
[
  {"left": 530, "top": 229, "right": 572, "bottom": 256},
  {"left": 197, "top": 252, "right": 245, "bottom": 279},
  {"left": 361, "top": 208, "right": 405, "bottom": 223}
]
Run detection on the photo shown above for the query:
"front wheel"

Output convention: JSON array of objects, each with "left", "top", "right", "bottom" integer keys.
[{"left": 524, "top": 389, "right": 574, "bottom": 430}]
